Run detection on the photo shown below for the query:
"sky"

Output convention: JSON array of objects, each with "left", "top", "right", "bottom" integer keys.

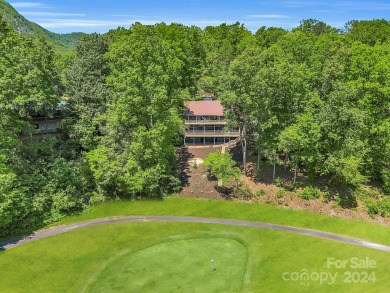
[{"left": 7, "top": 0, "right": 390, "bottom": 34}]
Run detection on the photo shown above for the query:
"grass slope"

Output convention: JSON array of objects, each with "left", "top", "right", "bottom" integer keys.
[
  {"left": 0, "top": 222, "right": 389, "bottom": 292},
  {"left": 58, "top": 197, "right": 390, "bottom": 245}
]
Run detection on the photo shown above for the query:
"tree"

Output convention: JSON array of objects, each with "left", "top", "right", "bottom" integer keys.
[
  {"left": 65, "top": 33, "right": 110, "bottom": 150},
  {"left": 200, "top": 22, "right": 256, "bottom": 94},
  {"left": 255, "top": 26, "right": 287, "bottom": 48},
  {"left": 293, "top": 19, "right": 339, "bottom": 36},
  {"left": 86, "top": 24, "right": 185, "bottom": 198},
  {"left": 204, "top": 153, "right": 240, "bottom": 186},
  {"left": 278, "top": 113, "right": 321, "bottom": 183},
  {"left": 346, "top": 19, "right": 390, "bottom": 46},
  {"left": 220, "top": 46, "right": 263, "bottom": 175}
]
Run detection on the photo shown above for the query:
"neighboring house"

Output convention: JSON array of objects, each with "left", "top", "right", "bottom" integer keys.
[
  {"left": 31, "top": 101, "right": 66, "bottom": 135},
  {"left": 32, "top": 115, "right": 62, "bottom": 135},
  {"left": 184, "top": 99, "right": 239, "bottom": 146}
]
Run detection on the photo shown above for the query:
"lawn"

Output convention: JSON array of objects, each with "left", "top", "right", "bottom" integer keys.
[
  {"left": 1, "top": 222, "right": 389, "bottom": 292},
  {"left": 88, "top": 238, "right": 246, "bottom": 292},
  {"left": 58, "top": 197, "right": 390, "bottom": 245},
  {"left": 1, "top": 198, "right": 389, "bottom": 292}
]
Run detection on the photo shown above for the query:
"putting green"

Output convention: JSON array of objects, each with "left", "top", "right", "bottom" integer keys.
[{"left": 87, "top": 238, "right": 247, "bottom": 292}]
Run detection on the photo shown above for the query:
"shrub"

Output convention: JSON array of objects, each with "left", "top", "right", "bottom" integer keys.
[
  {"left": 379, "top": 198, "right": 390, "bottom": 217},
  {"left": 300, "top": 186, "right": 321, "bottom": 200},
  {"left": 274, "top": 177, "right": 283, "bottom": 188},
  {"left": 382, "top": 168, "right": 390, "bottom": 195},
  {"left": 276, "top": 188, "right": 285, "bottom": 198},
  {"left": 336, "top": 193, "right": 358, "bottom": 208},
  {"left": 285, "top": 182, "right": 298, "bottom": 191},
  {"left": 323, "top": 192, "right": 332, "bottom": 203},
  {"left": 365, "top": 199, "right": 379, "bottom": 218},
  {"left": 256, "top": 189, "right": 266, "bottom": 197},
  {"left": 234, "top": 183, "right": 254, "bottom": 199}
]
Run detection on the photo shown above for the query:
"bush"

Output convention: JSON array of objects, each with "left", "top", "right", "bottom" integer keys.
[
  {"left": 274, "top": 177, "right": 283, "bottom": 188},
  {"left": 336, "top": 193, "right": 358, "bottom": 208},
  {"left": 285, "top": 182, "right": 298, "bottom": 192},
  {"left": 300, "top": 186, "right": 321, "bottom": 200},
  {"left": 276, "top": 188, "right": 285, "bottom": 198},
  {"left": 365, "top": 199, "right": 379, "bottom": 218},
  {"left": 323, "top": 192, "right": 332, "bottom": 203},
  {"left": 256, "top": 189, "right": 266, "bottom": 197},
  {"left": 379, "top": 198, "right": 390, "bottom": 217},
  {"left": 234, "top": 183, "right": 254, "bottom": 199},
  {"left": 382, "top": 168, "right": 390, "bottom": 195}
]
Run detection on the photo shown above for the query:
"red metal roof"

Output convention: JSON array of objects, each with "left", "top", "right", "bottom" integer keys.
[{"left": 186, "top": 100, "right": 224, "bottom": 116}]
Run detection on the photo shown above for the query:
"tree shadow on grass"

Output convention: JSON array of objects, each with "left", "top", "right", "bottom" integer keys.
[{"left": 0, "top": 233, "right": 36, "bottom": 252}]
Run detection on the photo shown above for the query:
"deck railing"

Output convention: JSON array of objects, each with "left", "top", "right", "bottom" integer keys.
[
  {"left": 184, "top": 119, "right": 226, "bottom": 123},
  {"left": 185, "top": 130, "right": 239, "bottom": 135}
]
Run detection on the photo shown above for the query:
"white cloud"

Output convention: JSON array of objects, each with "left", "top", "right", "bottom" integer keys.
[
  {"left": 183, "top": 19, "right": 235, "bottom": 26},
  {"left": 20, "top": 12, "right": 86, "bottom": 17},
  {"left": 334, "top": 1, "right": 390, "bottom": 10},
  {"left": 281, "top": 1, "right": 320, "bottom": 7},
  {"left": 10, "top": 2, "right": 44, "bottom": 8},
  {"left": 281, "top": 0, "right": 390, "bottom": 10},
  {"left": 36, "top": 19, "right": 159, "bottom": 29},
  {"left": 247, "top": 14, "right": 289, "bottom": 19}
]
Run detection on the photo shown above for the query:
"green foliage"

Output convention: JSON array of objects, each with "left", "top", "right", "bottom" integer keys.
[
  {"left": 300, "top": 186, "right": 321, "bottom": 200},
  {"left": 83, "top": 25, "right": 187, "bottom": 199},
  {"left": 256, "top": 189, "right": 266, "bottom": 197},
  {"left": 204, "top": 153, "right": 241, "bottom": 186},
  {"left": 336, "top": 193, "right": 358, "bottom": 209},
  {"left": 276, "top": 188, "right": 285, "bottom": 198},
  {"left": 65, "top": 33, "right": 109, "bottom": 150},
  {"left": 1, "top": 12, "right": 390, "bottom": 236},
  {"left": 382, "top": 168, "right": 390, "bottom": 195},
  {"left": 255, "top": 26, "right": 287, "bottom": 48},
  {"left": 274, "top": 177, "right": 283, "bottom": 188},
  {"left": 0, "top": 2, "right": 84, "bottom": 53},
  {"left": 379, "top": 199, "right": 390, "bottom": 217},
  {"left": 365, "top": 199, "right": 379, "bottom": 218},
  {"left": 293, "top": 19, "right": 339, "bottom": 36},
  {"left": 234, "top": 183, "right": 254, "bottom": 199},
  {"left": 323, "top": 192, "right": 333, "bottom": 203},
  {"left": 346, "top": 19, "right": 390, "bottom": 46}
]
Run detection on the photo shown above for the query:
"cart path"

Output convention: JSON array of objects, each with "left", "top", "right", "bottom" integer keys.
[{"left": 1, "top": 216, "right": 390, "bottom": 252}]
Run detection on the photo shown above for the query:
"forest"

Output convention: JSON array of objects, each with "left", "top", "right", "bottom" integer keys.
[{"left": 0, "top": 16, "right": 389, "bottom": 236}]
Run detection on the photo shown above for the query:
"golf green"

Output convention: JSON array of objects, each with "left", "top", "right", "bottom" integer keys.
[{"left": 87, "top": 238, "right": 247, "bottom": 292}]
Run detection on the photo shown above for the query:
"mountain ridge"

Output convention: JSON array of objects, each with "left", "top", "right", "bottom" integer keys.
[{"left": 0, "top": 0, "right": 85, "bottom": 53}]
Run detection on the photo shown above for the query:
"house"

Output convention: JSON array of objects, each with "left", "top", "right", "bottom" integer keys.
[
  {"left": 31, "top": 101, "right": 66, "bottom": 135},
  {"left": 32, "top": 115, "right": 62, "bottom": 135},
  {"left": 184, "top": 99, "right": 239, "bottom": 146}
]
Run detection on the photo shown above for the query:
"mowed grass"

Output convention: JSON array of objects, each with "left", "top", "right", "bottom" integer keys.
[
  {"left": 88, "top": 238, "right": 246, "bottom": 292},
  {"left": 58, "top": 197, "right": 390, "bottom": 245},
  {"left": 1, "top": 222, "right": 389, "bottom": 292}
]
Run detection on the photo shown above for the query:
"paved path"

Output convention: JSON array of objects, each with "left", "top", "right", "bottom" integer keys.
[{"left": 1, "top": 216, "right": 390, "bottom": 252}]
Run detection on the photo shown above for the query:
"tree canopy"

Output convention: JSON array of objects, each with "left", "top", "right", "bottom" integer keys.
[{"left": 1, "top": 17, "right": 389, "bottom": 237}]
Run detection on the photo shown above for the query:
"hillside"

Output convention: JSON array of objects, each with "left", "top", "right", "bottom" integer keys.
[{"left": 0, "top": 0, "right": 84, "bottom": 53}]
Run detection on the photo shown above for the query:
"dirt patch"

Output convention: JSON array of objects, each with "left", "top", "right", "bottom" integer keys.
[
  {"left": 178, "top": 146, "right": 224, "bottom": 199},
  {"left": 242, "top": 165, "right": 390, "bottom": 226},
  {"left": 177, "top": 145, "right": 389, "bottom": 225}
]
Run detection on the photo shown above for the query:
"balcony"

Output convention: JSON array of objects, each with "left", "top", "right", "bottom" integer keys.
[
  {"left": 184, "top": 115, "right": 226, "bottom": 125},
  {"left": 185, "top": 129, "right": 239, "bottom": 137},
  {"left": 184, "top": 119, "right": 227, "bottom": 125}
]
